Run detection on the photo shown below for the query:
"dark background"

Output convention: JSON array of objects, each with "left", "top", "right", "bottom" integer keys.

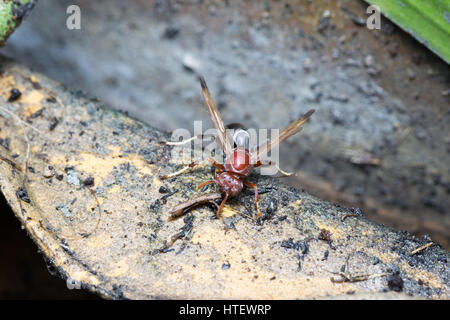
[{"left": 0, "top": 193, "right": 97, "bottom": 299}]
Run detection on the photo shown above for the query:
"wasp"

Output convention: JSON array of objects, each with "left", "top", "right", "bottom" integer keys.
[{"left": 164, "top": 77, "right": 314, "bottom": 220}]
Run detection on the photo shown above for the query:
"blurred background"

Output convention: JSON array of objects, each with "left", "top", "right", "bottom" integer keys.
[{"left": 0, "top": 0, "right": 449, "bottom": 298}]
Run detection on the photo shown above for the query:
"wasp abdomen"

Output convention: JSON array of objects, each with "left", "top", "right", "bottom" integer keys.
[{"left": 217, "top": 172, "right": 243, "bottom": 197}]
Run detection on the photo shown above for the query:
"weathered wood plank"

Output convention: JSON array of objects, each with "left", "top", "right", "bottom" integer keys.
[{"left": 0, "top": 57, "right": 448, "bottom": 299}]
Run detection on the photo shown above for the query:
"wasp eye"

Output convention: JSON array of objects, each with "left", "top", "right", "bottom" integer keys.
[{"left": 233, "top": 129, "right": 249, "bottom": 149}]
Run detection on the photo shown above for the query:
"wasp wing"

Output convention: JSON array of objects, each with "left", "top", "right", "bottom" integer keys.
[
  {"left": 200, "top": 77, "right": 233, "bottom": 158},
  {"left": 251, "top": 109, "right": 315, "bottom": 164}
]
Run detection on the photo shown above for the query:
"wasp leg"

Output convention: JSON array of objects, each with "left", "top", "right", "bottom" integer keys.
[
  {"left": 254, "top": 160, "right": 294, "bottom": 177},
  {"left": 161, "top": 164, "right": 192, "bottom": 179},
  {"left": 243, "top": 180, "right": 260, "bottom": 218},
  {"left": 197, "top": 165, "right": 224, "bottom": 192},
  {"left": 164, "top": 135, "right": 199, "bottom": 146},
  {"left": 207, "top": 157, "right": 226, "bottom": 171},
  {"left": 161, "top": 159, "right": 209, "bottom": 179},
  {"left": 161, "top": 157, "right": 225, "bottom": 180},
  {"left": 198, "top": 180, "right": 217, "bottom": 190},
  {"left": 216, "top": 193, "right": 229, "bottom": 219},
  {"left": 213, "top": 167, "right": 222, "bottom": 192},
  {"left": 206, "top": 158, "right": 225, "bottom": 193},
  {"left": 164, "top": 133, "right": 216, "bottom": 146}
]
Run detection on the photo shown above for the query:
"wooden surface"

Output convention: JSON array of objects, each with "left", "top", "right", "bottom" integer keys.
[
  {"left": 0, "top": 57, "right": 448, "bottom": 299},
  {"left": 4, "top": 0, "right": 449, "bottom": 249}
]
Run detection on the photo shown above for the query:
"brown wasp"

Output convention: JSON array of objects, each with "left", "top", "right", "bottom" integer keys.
[{"left": 164, "top": 77, "right": 314, "bottom": 221}]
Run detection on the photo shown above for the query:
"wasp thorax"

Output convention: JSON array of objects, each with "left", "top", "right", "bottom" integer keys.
[{"left": 233, "top": 129, "right": 249, "bottom": 149}]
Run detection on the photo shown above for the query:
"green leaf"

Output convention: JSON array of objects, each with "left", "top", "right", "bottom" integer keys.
[
  {"left": 0, "top": 0, "right": 36, "bottom": 47},
  {"left": 364, "top": 0, "right": 450, "bottom": 64}
]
